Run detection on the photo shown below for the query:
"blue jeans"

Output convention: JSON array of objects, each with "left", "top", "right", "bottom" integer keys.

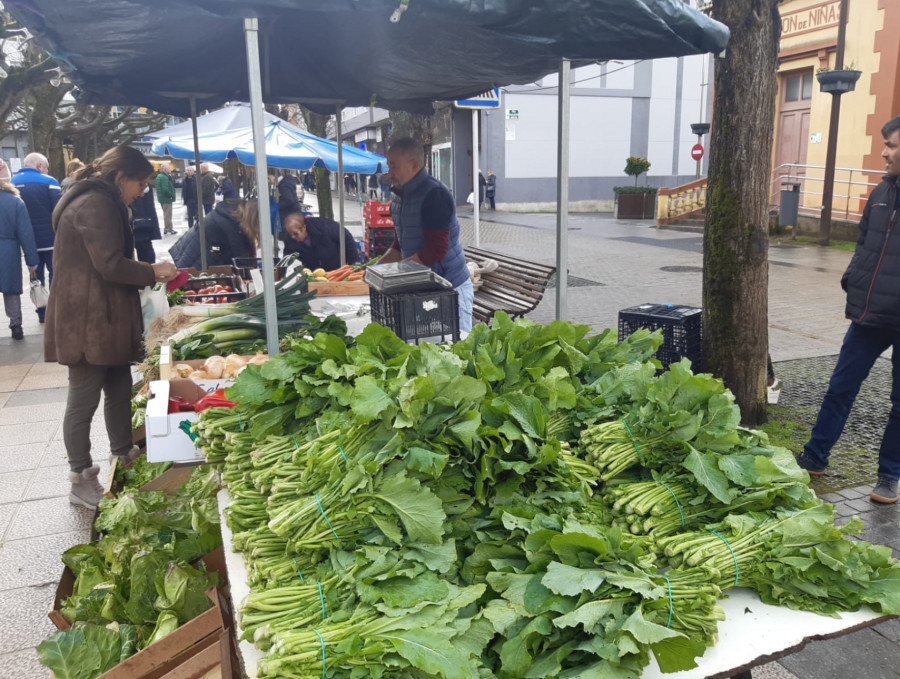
[
  {"left": 455, "top": 278, "right": 474, "bottom": 335},
  {"left": 803, "top": 322, "right": 900, "bottom": 479}
]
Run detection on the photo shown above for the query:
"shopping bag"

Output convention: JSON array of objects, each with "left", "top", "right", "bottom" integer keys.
[
  {"left": 29, "top": 276, "right": 49, "bottom": 309},
  {"left": 139, "top": 285, "right": 169, "bottom": 330},
  {"left": 466, "top": 192, "right": 475, "bottom": 204}
]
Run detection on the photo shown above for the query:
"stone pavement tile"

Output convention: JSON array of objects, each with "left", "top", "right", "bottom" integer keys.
[
  {"left": 27, "top": 462, "right": 110, "bottom": 501},
  {"left": 874, "top": 618, "right": 900, "bottom": 643},
  {"left": 0, "top": 583, "right": 57, "bottom": 655},
  {"left": 754, "top": 662, "right": 799, "bottom": 679},
  {"left": 0, "top": 442, "right": 48, "bottom": 473},
  {"left": 17, "top": 371, "right": 68, "bottom": 391},
  {"left": 0, "top": 365, "right": 30, "bottom": 380},
  {"left": 25, "top": 363, "right": 67, "bottom": 377},
  {"left": 0, "top": 647, "right": 48, "bottom": 679},
  {"left": 4, "top": 386, "right": 67, "bottom": 407},
  {"left": 0, "top": 470, "right": 34, "bottom": 505},
  {"left": 0, "top": 377, "right": 23, "bottom": 393},
  {"left": 837, "top": 487, "right": 867, "bottom": 500},
  {"left": 833, "top": 503, "right": 859, "bottom": 518},
  {"left": 42, "top": 437, "right": 115, "bottom": 467},
  {"left": 0, "top": 420, "right": 55, "bottom": 447},
  {"left": 0, "top": 392, "right": 8, "bottom": 409},
  {"left": 0, "top": 402, "right": 65, "bottom": 427},
  {"left": 0, "top": 531, "right": 89, "bottom": 590},
  {"left": 5, "top": 496, "right": 95, "bottom": 541},
  {"left": 819, "top": 492, "right": 844, "bottom": 503},
  {"left": 0, "top": 501, "right": 19, "bottom": 542},
  {"left": 845, "top": 497, "right": 875, "bottom": 513},
  {"left": 779, "top": 627, "right": 898, "bottom": 679}
]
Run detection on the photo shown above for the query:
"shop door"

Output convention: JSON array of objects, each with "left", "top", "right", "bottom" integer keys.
[{"left": 774, "top": 70, "right": 813, "bottom": 204}]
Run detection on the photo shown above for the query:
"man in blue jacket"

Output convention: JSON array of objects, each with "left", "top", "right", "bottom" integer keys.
[
  {"left": 11, "top": 152, "right": 61, "bottom": 322},
  {"left": 379, "top": 137, "right": 473, "bottom": 333},
  {"left": 796, "top": 116, "right": 900, "bottom": 503}
]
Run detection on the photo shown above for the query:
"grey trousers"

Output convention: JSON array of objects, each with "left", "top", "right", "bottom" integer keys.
[
  {"left": 161, "top": 202, "right": 173, "bottom": 232},
  {"left": 3, "top": 293, "right": 22, "bottom": 329},
  {"left": 63, "top": 363, "right": 133, "bottom": 472}
]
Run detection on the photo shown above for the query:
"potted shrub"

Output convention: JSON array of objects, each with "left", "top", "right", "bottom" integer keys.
[{"left": 615, "top": 157, "right": 656, "bottom": 219}]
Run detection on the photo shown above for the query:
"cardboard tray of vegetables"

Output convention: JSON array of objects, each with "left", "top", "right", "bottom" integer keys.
[{"left": 188, "top": 316, "right": 900, "bottom": 679}]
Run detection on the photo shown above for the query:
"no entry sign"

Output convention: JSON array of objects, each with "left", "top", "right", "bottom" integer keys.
[{"left": 691, "top": 143, "right": 704, "bottom": 161}]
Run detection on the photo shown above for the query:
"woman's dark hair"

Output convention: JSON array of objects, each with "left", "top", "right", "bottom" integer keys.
[{"left": 73, "top": 145, "right": 154, "bottom": 183}]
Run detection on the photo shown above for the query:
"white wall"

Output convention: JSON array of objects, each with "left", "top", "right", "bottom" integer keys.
[{"left": 504, "top": 92, "right": 632, "bottom": 179}]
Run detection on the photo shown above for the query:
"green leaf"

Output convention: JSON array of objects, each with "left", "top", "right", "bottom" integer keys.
[
  {"left": 38, "top": 628, "right": 104, "bottom": 679},
  {"left": 651, "top": 635, "right": 707, "bottom": 673},
  {"left": 621, "top": 607, "right": 682, "bottom": 644},
  {"left": 491, "top": 392, "right": 546, "bottom": 439},
  {"left": 406, "top": 446, "right": 449, "bottom": 477},
  {"left": 542, "top": 562, "right": 608, "bottom": 596},
  {"left": 370, "top": 473, "right": 446, "bottom": 544},
  {"left": 683, "top": 446, "right": 737, "bottom": 503},
  {"left": 553, "top": 599, "right": 627, "bottom": 631},
  {"left": 382, "top": 628, "right": 471, "bottom": 679},
  {"left": 351, "top": 376, "right": 395, "bottom": 422}
]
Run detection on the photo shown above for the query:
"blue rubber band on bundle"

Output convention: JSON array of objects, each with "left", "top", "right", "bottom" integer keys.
[
  {"left": 338, "top": 444, "right": 349, "bottom": 463},
  {"left": 315, "top": 494, "right": 340, "bottom": 539},
  {"left": 318, "top": 581, "right": 326, "bottom": 620},
  {"left": 312, "top": 628, "right": 326, "bottom": 679},
  {"left": 291, "top": 556, "right": 304, "bottom": 582},
  {"left": 657, "top": 481, "right": 685, "bottom": 527},
  {"left": 708, "top": 529, "right": 739, "bottom": 587},
  {"left": 664, "top": 575, "right": 674, "bottom": 628},
  {"left": 621, "top": 420, "right": 642, "bottom": 462}
]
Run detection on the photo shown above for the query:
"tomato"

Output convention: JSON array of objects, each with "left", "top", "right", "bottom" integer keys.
[
  {"left": 223, "top": 286, "right": 233, "bottom": 292},
  {"left": 217, "top": 296, "right": 228, "bottom": 304}
]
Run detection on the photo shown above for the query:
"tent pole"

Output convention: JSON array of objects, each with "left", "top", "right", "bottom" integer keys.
[
  {"left": 244, "top": 17, "right": 279, "bottom": 356},
  {"left": 336, "top": 104, "right": 346, "bottom": 268},
  {"left": 190, "top": 97, "right": 208, "bottom": 273},
  {"left": 472, "top": 109, "right": 480, "bottom": 247},
  {"left": 555, "top": 58, "right": 570, "bottom": 321}
]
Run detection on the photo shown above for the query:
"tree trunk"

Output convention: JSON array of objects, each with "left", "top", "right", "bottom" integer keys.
[
  {"left": 300, "top": 106, "right": 333, "bottom": 220},
  {"left": 703, "top": 0, "right": 780, "bottom": 426}
]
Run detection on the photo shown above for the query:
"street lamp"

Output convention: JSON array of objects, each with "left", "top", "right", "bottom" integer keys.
[{"left": 690, "top": 122, "right": 710, "bottom": 180}]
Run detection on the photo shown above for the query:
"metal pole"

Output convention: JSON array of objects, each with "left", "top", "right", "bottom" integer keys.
[
  {"left": 190, "top": 97, "right": 208, "bottom": 273},
  {"left": 244, "top": 17, "right": 279, "bottom": 356},
  {"left": 472, "top": 109, "right": 480, "bottom": 247},
  {"left": 555, "top": 58, "right": 570, "bottom": 321},
  {"left": 819, "top": 0, "right": 849, "bottom": 246},
  {"left": 336, "top": 105, "right": 346, "bottom": 268},
  {"left": 695, "top": 134, "right": 702, "bottom": 180}
]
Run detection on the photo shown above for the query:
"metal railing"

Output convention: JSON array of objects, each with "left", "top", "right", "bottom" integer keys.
[{"left": 770, "top": 163, "right": 882, "bottom": 221}]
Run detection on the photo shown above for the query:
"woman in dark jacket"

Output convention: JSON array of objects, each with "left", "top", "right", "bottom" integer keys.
[
  {"left": 171, "top": 198, "right": 259, "bottom": 270},
  {"left": 0, "top": 159, "right": 38, "bottom": 340},
  {"left": 281, "top": 211, "right": 359, "bottom": 271},
  {"left": 47, "top": 146, "right": 178, "bottom": 511},
  {"left": 130, "top": 185, "right": 161, "bottom": 263}
]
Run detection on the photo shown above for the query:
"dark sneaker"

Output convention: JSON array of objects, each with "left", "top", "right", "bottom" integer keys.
[
  {"left": 795, "top": 452, "right": 827, "bottom": 477},
  {"left": 10, "top": 326, "right": 23, "bottom": 340},
  {"left": 871, "top": 476, "right": 899, "bottom": 504}
]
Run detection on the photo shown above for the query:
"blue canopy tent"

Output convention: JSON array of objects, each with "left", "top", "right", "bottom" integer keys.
[{"left": 150, "top": 119, "right": 387, "bottom": 174}]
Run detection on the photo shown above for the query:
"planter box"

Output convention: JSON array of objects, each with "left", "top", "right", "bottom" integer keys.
[
  {"left": 816, "top": 69, "right": 861, "bottom": 94},
  {"left": 616, "top": 192, "right": 657, "bottom": 219}
]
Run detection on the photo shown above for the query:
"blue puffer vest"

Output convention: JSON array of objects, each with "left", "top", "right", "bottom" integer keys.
[{"left": 391, "top": 170, "right": 469, "bottom": 288}]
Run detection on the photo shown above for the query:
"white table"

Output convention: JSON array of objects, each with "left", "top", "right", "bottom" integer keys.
[{"left": 217, "top": 488, "right": 887, "bottom": 679}]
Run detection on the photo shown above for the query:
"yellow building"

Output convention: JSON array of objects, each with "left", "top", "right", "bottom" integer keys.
[{"left": 774, "top": 0, "right": 900, "bottom": 220}]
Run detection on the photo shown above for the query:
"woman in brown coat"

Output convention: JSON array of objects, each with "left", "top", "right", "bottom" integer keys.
[{"left": 46, "top": 146, "right": 178, "bottom": 510}]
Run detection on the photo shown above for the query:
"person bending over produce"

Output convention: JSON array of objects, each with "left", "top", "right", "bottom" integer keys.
[
  {"left": 171, "top": 198, "right": 260, "bottom": 270},
  {"left": 281, "top": 211, "right": 359, "bottom": 272},
  {"left": 44, "top": 145, "right": 178, "bottom": 511}
]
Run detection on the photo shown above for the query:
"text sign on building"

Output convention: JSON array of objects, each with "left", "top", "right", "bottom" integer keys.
[
  {"left": 781, "top": 1, "right": 840, "bottom": 38},
  {"left": 455, "top": 88, "right": 501, "bottom": 109},
  {"left": 506, "top": 109, "right": 519, "bottom": 120}
]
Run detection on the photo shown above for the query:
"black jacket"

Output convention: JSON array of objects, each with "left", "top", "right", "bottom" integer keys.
[
  {"left": 130, "top": 190, "right": 161, "bottom": 243},
  {"left": 282, "top": 217, "right": 358, "bottom": 271},
  {"left": 182, "top": 175, "right": 197, "bottom": 205},
  {"left": 842, "top": 174, "right": 900, "bottom": 329},
  {"left": 277, "top": 175, "right": 301, "bottom": 222},
  {"left": 170, "top": 201, "right": 253, "bottom": 269}
]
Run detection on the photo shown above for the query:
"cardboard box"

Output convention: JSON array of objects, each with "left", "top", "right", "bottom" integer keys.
[
  {"left": 104, "top": 458, "right": 195, "bottom": 500},
  {"left": 309, "top": 280, "right": 370, "bottom": 296},
  {"left": 50, "top": 548, "right": 228, "bottom": 632},
  {"left": 146, "top": 379, "right": 231, "bottom": 463}
]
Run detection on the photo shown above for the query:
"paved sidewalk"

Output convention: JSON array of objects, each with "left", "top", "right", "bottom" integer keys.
[{"left": 0, "top": 200, "right": 896, "bottom": 678}]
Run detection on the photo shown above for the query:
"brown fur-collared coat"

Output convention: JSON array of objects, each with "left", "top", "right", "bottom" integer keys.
[{"left": 44, "top": 179, "right": 156, "bottom": 366}]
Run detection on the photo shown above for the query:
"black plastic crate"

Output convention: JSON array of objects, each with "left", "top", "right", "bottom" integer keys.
[
  {"left": 232, "top": 257, "right": 287, "bottom": 281},
  {"left": 617, "top": 303, "right": 702, "bottom": 371},
  {"left": 181, "top": 275, "right": 247, "bottom": 304},
  {"left": 370, "top": 288, "right": 460, "bottom": 344}
]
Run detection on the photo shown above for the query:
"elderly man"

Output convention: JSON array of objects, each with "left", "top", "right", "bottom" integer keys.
[
  {"left": 156, "top": 162, "right": 176, "bottom": 234},
  {"left": 11, "top": 152, "right": 61, "bottom": 323},
  {"left": 378, "top": 137, "right": 473, "bottom": 333},
  {"left": 200, "top": 163, "right": 218, "bottom": 215},
  {"left": 182, "top": 166, "right": 198, "bottom": 229}
]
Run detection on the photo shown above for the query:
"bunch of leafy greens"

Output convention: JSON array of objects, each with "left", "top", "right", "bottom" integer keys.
[
  {"left": 191, "top": 314, "right": 900, "bottom": 679},
  {"left": 38, "top": 468, "right": 223, "bottom": 679}
]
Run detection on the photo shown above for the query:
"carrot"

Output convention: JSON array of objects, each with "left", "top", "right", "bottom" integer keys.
[
  {"left": 347, "top": 271, "right": 365, "bottom": 281},
  {"left": 326, "top": 266, "right": 353, "bottom": 281}
]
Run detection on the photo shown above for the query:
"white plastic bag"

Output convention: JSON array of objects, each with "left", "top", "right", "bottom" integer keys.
[
  {"left": 466, "top": 191, "right": 475, "bottom": 204},
  {"left": 139, "top": 285, "right": 169, "bottom": 331},
  {"left": 29, "top": 277, "right": 49, "bottom": 309}
]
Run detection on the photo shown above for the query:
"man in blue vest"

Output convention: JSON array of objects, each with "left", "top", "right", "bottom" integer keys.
[
  {"left": 379, "top": 137, "right": 474, "bottom": 333},
  {"left": 11, "top": 152, "right": 61, "bottom": 323}
]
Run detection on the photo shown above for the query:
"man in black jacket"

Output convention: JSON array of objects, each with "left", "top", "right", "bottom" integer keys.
[{"left": 796, "top": 116, "right": 900, "bottom": 503}]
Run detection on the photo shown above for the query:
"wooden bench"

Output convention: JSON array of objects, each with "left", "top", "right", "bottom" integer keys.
[{"left": 463, "top": 246, "right": 557, "bottom": 325}]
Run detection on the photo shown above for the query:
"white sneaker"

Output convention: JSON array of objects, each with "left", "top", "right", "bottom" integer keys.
[
  {"left": 69, "top": 465, "right": 104, "bottom": 510},
  {"left": 109, "top": 445, "right": 144, "bottom": 467}
]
